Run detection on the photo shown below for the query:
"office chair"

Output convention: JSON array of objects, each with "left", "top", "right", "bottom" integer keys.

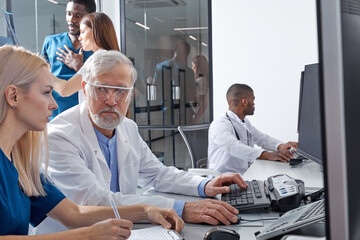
[
  {"left": 178, "top": 124, "right": 210, "bottom": 169},
  {"left": 178, "top": 124, "right": 220, "bottom": 177}
]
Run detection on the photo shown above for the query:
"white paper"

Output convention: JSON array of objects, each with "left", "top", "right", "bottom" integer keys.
[
  {"left": 128, "top": 226, "right": 183, "bottom": 240},
  {"left": 281, "top": 235, "right": 326, "bottom": 240}
]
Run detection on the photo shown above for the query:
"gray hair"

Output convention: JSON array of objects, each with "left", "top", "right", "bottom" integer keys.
[{"left": 82, "top": 50, "right": 137, "bottom": 85}]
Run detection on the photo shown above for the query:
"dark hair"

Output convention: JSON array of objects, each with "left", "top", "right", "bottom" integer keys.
[
  {"left": 192, "top": 55, "right": 209, "bottom": 79},
  {"left": 80, "top": 12, "right": 120, "bottom": 51},
  {"left": 68, "top": 0, "right": 96, "bottom": 13},
  {"left": 226, "top": 84, "right": 253, "bottom": 107}
]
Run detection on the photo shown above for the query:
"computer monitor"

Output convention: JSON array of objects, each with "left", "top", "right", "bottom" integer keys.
[
  {"left": 297, "top": 63, "right": 323, "bottom": 165},
  {"left": 2, "top": 9, "right": 20, "bottom": 46},
  {"left": 297, "top": 71, "right": 304, "bottom": 134},
  {"left": 318, "top": 0, "right": 360, "bottom": 239}
]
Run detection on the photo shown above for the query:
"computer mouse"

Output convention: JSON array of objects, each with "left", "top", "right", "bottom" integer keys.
[{"left": 203, "top": 227, "right": 240, "bottom": 240}]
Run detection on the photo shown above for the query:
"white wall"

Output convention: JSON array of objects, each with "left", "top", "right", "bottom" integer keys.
[
  {"left": 101, "top": 0, "right": 121, "bottom": 50},
  {"left": 212, "top": 0, "right": 318, "bottom": 142}
]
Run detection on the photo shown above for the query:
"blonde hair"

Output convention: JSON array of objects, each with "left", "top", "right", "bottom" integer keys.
[{"left": 0, "top": 45, "right": 50, "bottom": 197}]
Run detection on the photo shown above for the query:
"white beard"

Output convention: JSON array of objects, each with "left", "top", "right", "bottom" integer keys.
[{"left": 87, "top": 102, "right": 124, "bottom": 130}]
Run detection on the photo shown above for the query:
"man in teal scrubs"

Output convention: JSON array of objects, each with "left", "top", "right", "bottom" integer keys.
[{"left": 41, "top": 0, "right": 96, "bottom": 119}]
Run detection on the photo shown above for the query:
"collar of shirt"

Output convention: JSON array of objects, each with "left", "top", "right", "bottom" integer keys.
[
  {"left": 226, "top": 110, "right": 246, "bottom": 125},
  {"left": 93, "top": 126, "right": 120, "bottom": 192},
  {"left": 94, "top": 127, "right": 117, "bottom": 147},
  {"left": 226, "top": 109, "right": 253, "bottom": 133}
]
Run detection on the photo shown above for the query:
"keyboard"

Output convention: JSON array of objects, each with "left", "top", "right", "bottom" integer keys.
[
  {"left": 221, "top": 180, "right": 271, "bottom": 211},
  {"left": 255, "top": 199, "right": 325, "bottom": 240},
  {"left": 294, "top": 200, "right": 324, "bottom": 223}
]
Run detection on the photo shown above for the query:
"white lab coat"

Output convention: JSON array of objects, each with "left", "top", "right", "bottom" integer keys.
[
  {"left": 208, "top": 110, "right": 282, "bottom": 175},
  {"left": 34, "top": 102, "right": 204, "bottom": 234}
]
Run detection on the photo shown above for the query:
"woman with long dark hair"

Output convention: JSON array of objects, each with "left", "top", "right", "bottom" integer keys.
[
  {"left": 53, "top": 12, "right": 119, "bottom": 99},
  {"left": 191, "top": 55, "right": 210, "bottom": 123}
]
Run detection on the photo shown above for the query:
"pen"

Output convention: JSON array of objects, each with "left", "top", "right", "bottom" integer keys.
[{"left": 108, "top": 194, "right": 121, "bottom": 219}]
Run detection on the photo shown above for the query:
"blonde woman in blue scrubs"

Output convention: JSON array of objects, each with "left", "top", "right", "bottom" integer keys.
[{"left": 0, "top": 45, "right": 184, "bottom": 238}]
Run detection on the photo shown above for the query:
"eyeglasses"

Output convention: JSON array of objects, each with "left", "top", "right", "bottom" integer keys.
[{"left": 85, "top": 81, "right": 134, "bottom": 103}]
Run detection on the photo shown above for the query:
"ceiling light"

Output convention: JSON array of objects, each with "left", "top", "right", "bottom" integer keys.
[
  {"left": 153, "top": 17, "right": 165, "bottom": 23},
  {"left": 47, "top": 0, "right": 66, "bottom": 6},
  {"left": 174, "top": 27, "right": 208, "bottom": 31},
  {"left": 48, "top": 0, "right": 59, "bottom": 4},
  {"left": 201, "top": 42, "right": 208, "bottom": 47},
  {"left": 135, "top": 22, "right": 150, "bottom": 30},
  {"left": 189, "top": 35, "right": 197, "bottom": 41}
]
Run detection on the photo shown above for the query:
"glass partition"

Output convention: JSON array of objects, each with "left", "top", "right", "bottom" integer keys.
[
  {"left": 1, "top": 0, "right": 69, "bottom": 52},
  {"left": 124, "top": 0, "right": 211, "bottom": 168},
  {"left": 0, "top": 0, "right": 212, "bottom": 169}
]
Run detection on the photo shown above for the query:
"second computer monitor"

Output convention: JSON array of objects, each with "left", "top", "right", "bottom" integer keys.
[{"left": 297, "top": 63, "right": 323, "bottom": 165}]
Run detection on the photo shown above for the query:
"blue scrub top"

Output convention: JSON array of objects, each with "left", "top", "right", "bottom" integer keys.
[
  {"left": 0, "top": 149, "right": 65, "bottom": 235},
  {"left": 42, "top": 32, "right": 93, "bottom": 119}
]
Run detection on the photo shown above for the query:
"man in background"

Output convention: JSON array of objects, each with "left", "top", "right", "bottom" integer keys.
[
  {"left": 42, "top": 0, "right": 96, "bottom": 119},
  {"left": 208, "top": 83, "right": 297, "bottom": 175},
  {"left": 153, "top": 40, "right": 196, "bottom": 124}
]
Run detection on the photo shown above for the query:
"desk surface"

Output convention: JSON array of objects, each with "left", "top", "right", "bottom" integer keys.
[
  {"left": 243, "top": 159, "right": 324, "bottom": 189},
  {"left": 137, "top": 159, "right": 325, "bottom": 240},
  {"left": 138, "top": 190, "right": 325, "bottom": 240}
]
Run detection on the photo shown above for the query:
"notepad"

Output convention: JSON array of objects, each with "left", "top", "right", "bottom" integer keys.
[
  {"left": 280, "top": 235, "right": 326, "bottom": 240},
  {"left": 128, "top": 226, "right": 184, "bottom": 240}
]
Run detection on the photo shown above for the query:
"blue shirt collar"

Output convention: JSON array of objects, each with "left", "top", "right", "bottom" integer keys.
[{"left": 93, "top": 127, "right": 117, "bottom": 146}]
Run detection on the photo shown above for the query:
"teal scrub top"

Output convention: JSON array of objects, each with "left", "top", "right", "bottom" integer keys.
[
  {"left": 41, "top": 32, "right": 93, "bottom": 119},
  {"left": 0, "top": 149, "right": 65, "bottom": 235}
]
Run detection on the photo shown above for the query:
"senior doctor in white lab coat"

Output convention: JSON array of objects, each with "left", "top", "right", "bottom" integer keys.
[
  {"left": 35, "top": 51, "right": 247, "bottom": 234},
  {"left": 208, "top": 83, "right": 298, "bottom": 175}
]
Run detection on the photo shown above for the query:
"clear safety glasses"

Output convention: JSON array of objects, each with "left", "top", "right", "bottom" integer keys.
[{"left": 85, "top": 81, "right": 134, "bottom": 103}]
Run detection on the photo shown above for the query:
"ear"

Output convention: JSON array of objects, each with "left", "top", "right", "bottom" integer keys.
[
  {"left": 241, "top": 97, "right": 248, "bottom": 106},
  {"left": 82, "top": 81, "right": 87, "bottom": 100},
  {"left": 4, "top": 84, "right": 19, "bottom": 108}
]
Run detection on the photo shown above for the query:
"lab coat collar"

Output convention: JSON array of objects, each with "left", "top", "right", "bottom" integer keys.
[
  {"left": 226, "top": 110, "right": 251, "bottom": 132},
  {"left": 226, "top": 110, "right": 244, "bottom": 124},
  {"left": 79, "top": 102, "right": 131, "bottom": 177},
  {"left": 79, "top": 102, "right": 108, "bottom": 169}
]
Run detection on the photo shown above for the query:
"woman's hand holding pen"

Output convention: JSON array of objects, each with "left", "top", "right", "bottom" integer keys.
[
  {"left": 86, "top": 218, "right": 133, "bottom": 240},
  {"left": 144, "top": 206, "right": 185, "bottom": 233}
]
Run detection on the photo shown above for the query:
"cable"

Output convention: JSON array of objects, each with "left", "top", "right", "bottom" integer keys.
[
  {"left": 238, "top": 217, "right": 279, "bottom": 222},
  {"left": 302, "top": 188, "right": 324, "bottom": 204}
]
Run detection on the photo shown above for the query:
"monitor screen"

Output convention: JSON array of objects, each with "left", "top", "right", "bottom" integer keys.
[
  {"left": 318, "top": 0, "right": 360, "bottom": 238},
  {"left": 297, "top": 63, "right": 323, "bottom": 165},
  {"left": 297, "top": 71, "right": 304, "bottom": 134}
]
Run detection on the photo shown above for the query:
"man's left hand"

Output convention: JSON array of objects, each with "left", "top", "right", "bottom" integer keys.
[
  {"left": 56, "top": 45, "right": 84, "bottom": 71},
  {"left": 278, "top": 141, "right": 298, "bottom": 150},
  {"left": 204, "top": 173, "right": 248, "bottom": 197}
]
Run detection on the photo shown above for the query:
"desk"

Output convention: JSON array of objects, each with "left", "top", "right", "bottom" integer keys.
[
  {"left": 137, "top": 159, "right": 325, "bottom": 240},
  {"left": 244, "top": 159, "right": 324, "bottom": 189},
  {"left": 137, "top": 191, "right": 325, "bottom": 240}
]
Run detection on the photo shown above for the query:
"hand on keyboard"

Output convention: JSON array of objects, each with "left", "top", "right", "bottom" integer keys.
[
  {"left": 278, "top": 141, "right": 298, "bottom": 151},
  {"left": 259, "top": 150, "right": 292, "bottom": 162},
  {"left": 204, "top": 173, "right": 248, "bottom": 197},
  {"left": 222, "top": 180, "right": 271, "bottom": 211},
  {"left": 289, "top": 148, "right": 300, "bottom": 158}
]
